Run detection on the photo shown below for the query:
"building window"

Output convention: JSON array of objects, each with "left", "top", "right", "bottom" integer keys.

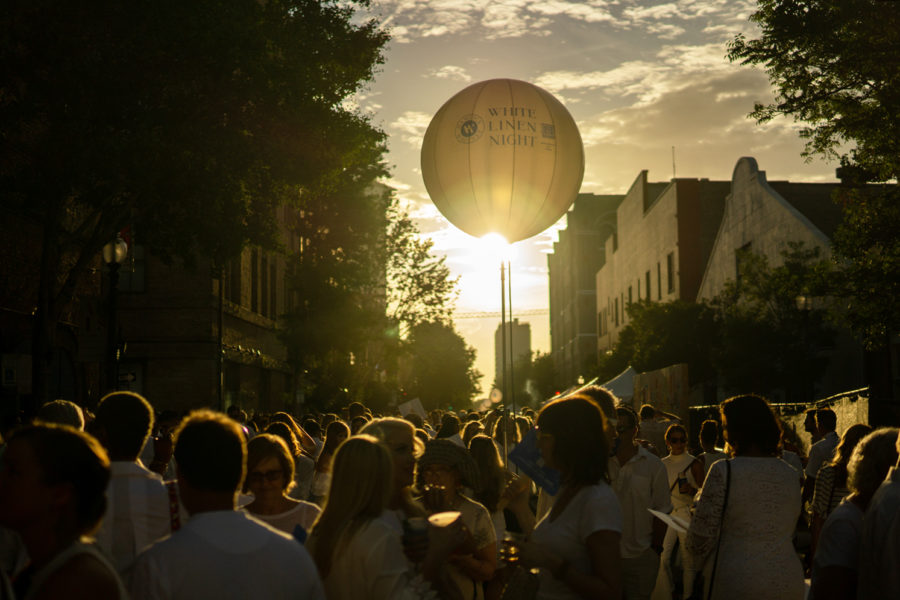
[
  {"left": 645, "top": 270, "right": 651, "bottom": 301},
  {"left": 736, "top": 242, "right": 753, "bottom": 287},
  {"left": 226, "top": 256, "right": 242, "bottom": 305},
  {"left": 260, "top": 254, "right": 269, "bottom": 317},
  {"left": 119, "top": 244, "right": 146, "bottom": 293},
  {"left": 657, "top": 263, "right": 662, "bottom": 300},
  {"left": 614, "top": 297, "right": 619, "bottom": 326},
  {"left": 628, "top": 286, "right": 633, "bottom": 305},
  {"left": 637, "top": 279, "right": 641, "bottom": 300},
  {"left": 250, "top": 249, "right": 259, "bottom": 313},
  {"left": 667, "top": 252, "right": 675, "bottom": 293},
  {"left": 270, "top": 262, "right": 277, "bottom": 318}
]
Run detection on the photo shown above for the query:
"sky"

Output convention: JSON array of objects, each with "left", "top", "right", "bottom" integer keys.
[{"left": 354, "top": 0, "right": 839, "bottom": 396}]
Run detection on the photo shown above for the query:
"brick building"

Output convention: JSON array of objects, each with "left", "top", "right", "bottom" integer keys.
[
  {"left": 548, "top": 193, "right": 623, "bottom": 385},
  {"left": 595, "top": 172, "right": 729, "bottom": 352}
]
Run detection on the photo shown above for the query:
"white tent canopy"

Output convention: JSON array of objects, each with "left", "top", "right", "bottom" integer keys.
[{"left": 600, "top": 366, "right": 635, "bottom": 402}]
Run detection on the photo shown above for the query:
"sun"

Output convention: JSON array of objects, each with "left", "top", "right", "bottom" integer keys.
[{"left": 475, "top": 233, "right": 516, "bottom": 264}]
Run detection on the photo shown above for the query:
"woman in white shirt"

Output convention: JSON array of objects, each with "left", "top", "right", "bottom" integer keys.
[
  {"left": 307, "top": 435, "right": 461, "bottom": 600},
  {"left": 659, "top": 424, "right": 699, "bottom": 599},
  {"left": 519, "top": 393, "right": 623, "bottom": 600},
  {"left": 243, "top": 434, "right": 321, "bottom": 537}
]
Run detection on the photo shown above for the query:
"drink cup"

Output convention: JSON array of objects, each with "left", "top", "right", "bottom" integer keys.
[{"left": 428, "top": 511, "right": 462, "bottom": 528}]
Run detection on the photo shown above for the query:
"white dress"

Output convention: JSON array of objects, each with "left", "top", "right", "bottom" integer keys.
[
  {"left": 686, "top": 457, "right": 804, "bottom": 600},
  {"left": 530, "top": 483, "right": 623, "bottom": 600}
]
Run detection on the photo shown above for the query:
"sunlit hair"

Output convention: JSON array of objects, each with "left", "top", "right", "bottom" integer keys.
[
  {"left": 462, "top": 421, "right": 485, "bottom": 447},
  {"left": 577, "top": 385, "right": 618, "bottom": 422},
  {"left": 243, "top": 434, "right": 296, "bottom": 494},
  {"left": 8, "top": 424, "right": 110, "bottom": 536},
  {"left": 720, "top": 395, "right": 781, "bottom": 457},
  {"left": 36, "top": 399, "right": 86, "bottom": 430},
  {"left": 359, "top": 417, "right": 425, "bottom": 458},
  {"left": 266, "top": 421, "right": 300, "bottom": 457},
  {"left": 174, "top": 410, "right": 246, "bottom": 493},
  {"left": 492, "top": 413, "right": 520, "bottom": 448},
  {"left": 468, "top": 434, "right": 505, "bottom": 513},
  {"left": 847, "top": 428, "right": 900, "bottom": 508},
  {"left": 92, "top": 391, "right": 154, "bottom": 459},
  {"left": 307, "top": 435, "right": 393, "bottom": 577},
  {"left": 270, "top": 412, "right": 304, "bottom": 442},
  {"left": 538, "top": 395, "right": 610, "bottom": 485},
  {"left": 665, "top": 424, "right": 687, "bottom": 443},
  {"left": 827, "top": 423, "right": 873, "bottom": 487},
  {"left": 700, "top": 420, "right": 720, "bottom": 446},
  {"left": 320, "top": 421, "right": 350, "bottom": 458}
]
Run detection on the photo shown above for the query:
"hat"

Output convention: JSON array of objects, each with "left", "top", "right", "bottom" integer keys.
[{"left": 418, "top": 439, "right": 481, "bottom": 493}]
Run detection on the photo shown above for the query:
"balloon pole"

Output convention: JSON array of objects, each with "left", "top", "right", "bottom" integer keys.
[
  {"left": 508, "top": 260, "right": 515, "bottom": 419},
  {"left": 500, "top": 261, "right": 509, "bottom": 467}
]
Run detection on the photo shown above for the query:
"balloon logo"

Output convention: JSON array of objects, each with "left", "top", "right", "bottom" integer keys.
[{"left": 421, "top": 79, "right": 584, "bottom": 243}]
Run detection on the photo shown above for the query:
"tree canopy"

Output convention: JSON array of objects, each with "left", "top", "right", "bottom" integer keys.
[
  {"left": 727, "top": 0, "right": 900, "bottom": 180},
  {"left": 1, "top": 0, "right": 389, "bottom": 403},
  {"left": 403, "top": 321, "right": 481, "bottom": 411}
]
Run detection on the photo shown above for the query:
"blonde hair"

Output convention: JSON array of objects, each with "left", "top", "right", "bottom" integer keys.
[
  {"left": 307, "top": 435, "right": 393, "bottom": 577},
  {"left": 359, "top": 417, "right": 426, "bottom": 518}
]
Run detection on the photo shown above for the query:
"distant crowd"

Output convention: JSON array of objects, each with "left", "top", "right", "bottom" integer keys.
[{"left": 0, "top": 390, "right": 897, "bottom": 600}]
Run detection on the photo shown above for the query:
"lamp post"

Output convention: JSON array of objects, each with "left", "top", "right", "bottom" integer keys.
[{"left": 103, "top": 236, "right": 128, "bottom": 392}]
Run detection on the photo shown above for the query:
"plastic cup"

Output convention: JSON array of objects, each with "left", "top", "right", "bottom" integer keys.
[{"left": 428, "top": 511, "right": 462, "bottom": 527}]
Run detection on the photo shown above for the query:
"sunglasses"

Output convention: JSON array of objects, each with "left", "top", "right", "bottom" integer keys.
[{"left": 247, "top": 469, "right": 283, "bottom": 484}]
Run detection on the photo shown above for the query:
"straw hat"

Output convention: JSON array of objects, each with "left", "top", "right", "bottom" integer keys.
[{"left": 418, "top": 439, "right": 481, "bottom": 493}]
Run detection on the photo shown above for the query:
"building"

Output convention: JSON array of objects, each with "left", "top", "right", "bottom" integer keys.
[
  {"left": 548, "top": 193, "right": 623, "bottom": 385},
  {"left": 115, "top": 205, "right": 298, "bottom": 413},
  {"left": 595, "top": 172, "right": 729, "bottom": 353},
  {"left": 494, "top": 318, "right": 531, "bottom": 393},
  {"left": 697, "top": 156, "right": 863, "bottom": 400}
]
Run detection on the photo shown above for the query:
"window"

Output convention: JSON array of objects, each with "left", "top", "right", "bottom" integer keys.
[
  {"left": 270, "top": 262, "right": 277, "bottom": 318},
  {"left": 226, "top": 256, "right": 242, "bottom": 305},
  {"left": 614, "top": 297, "right": 619, "bottom": 326},
  {"left": 260, "top": 254, "right": 268, "bottom": 317},
  {"left": 645, "top": 270, "right": 651, "bottom": 300},
  {"left": 628, "top": 286, "right": 633, "bottom": 305},
  {"left": 250, "top": 249, "right": 259, "bottom": 312},
  {"left": 667, "top": 252, "right": 675, "bottom": 293},
  {"left": 657, "top": 263, "right": 662, "bottom": 300}
]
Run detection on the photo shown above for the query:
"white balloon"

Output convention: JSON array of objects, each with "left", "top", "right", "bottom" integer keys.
[{"left": 421, "top": 79, "right": 584, "bottom": 243}]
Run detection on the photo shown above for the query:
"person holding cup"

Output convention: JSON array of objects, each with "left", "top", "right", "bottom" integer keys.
[
  {"left": 307, "top": 435, "right": 462, "bottom": 600},
  {"left": 519, "top": 393, "right": 623, "bottom": 600},
  {"left": 658, "top": 423, "right": 699, "bottom": 599},
  {"left": 418, "top": 439, "right": 498, "bottom": 600}
]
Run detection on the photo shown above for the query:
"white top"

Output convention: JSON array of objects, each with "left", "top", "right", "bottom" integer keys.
[
  {"left": 531, "top": 483, "right": 623, "bottom": 600},
  {"left": 805, "top": 431, "right": 839, "bottom": 479},
  {"left": 857, "top": 466, "right": 900, "bottom": 600},
  {"left": 22, "top": 541, "right": 127, "bottom": 600},
  {"left": 446, "top": 495, "right": 496, "bottom": 600},
  {"left": 661, "top": 452, "right": 697, "bottom": 512},
  {"left": 245, "top": 501, "right": 321, "bottom": 537},
  {"left": 808, "top": 499, "right": 862, "bottom": 600},
  {"left": 131, "top": 510, "right": 325, "bottom": 600},
  {"left": 322, "top": 513, "right": 435, "bottom": 600},
  {"left": 94, "top": 461, "right": 171, "bottom": 582},
  {"left": 291, "top": 454, "right": 316, "bottom": 501},
  {"left": 781, "top": 451, "right": 804, "bottom": 482},
  {"left": 686, "top": 457, "right": 804, "bottom": 600},
  {"left": 609, "top": 445, "right": 673, "bottom": 558}
]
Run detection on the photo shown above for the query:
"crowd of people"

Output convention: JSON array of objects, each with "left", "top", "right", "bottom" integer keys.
[{"left": 0, "top": 389, "right": 897, "bottom": 600}]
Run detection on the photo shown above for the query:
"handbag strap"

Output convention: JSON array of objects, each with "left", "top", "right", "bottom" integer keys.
[{"left": 706, "top": 459, "right": 731, "bottom": 600}]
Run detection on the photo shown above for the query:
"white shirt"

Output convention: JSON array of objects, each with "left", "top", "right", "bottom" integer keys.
[
  {"left": 531, "top": 483, "right": 623, "bottom": 600},
  {"left": 609, "top": 445, "right": 673, "bottom": 558},
  {"left": 131, "top": 510, "right": 325, "bottom": 600},
  {"left": 323, "top": 514, "right": 434, "bottom": 600},
  {"left": 94, "top": 461, "right": 171, "bottom": 582},
  {"left": 809, "top": 499, "right": 862, "bottom": 600},
  {"left": 858, "top": 466, "right": 900, "bottom": 599},
  {"left": 805, "top": 431, "right": 839, "bottom": 479},
  {"left": 245, "top": 501, "right": 320, "bottom": 537},
  {"left": 662, "top": 452, "right": 697, "bottom": 512}
]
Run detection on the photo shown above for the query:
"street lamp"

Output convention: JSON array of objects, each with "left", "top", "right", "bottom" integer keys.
[{"left": 103, "top": 236, "right": 128, "bottom": 392}]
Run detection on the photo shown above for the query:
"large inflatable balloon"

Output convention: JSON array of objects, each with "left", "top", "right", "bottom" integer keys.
[{"left": 421, "top": 79, "right": 584, "bottom": 243}]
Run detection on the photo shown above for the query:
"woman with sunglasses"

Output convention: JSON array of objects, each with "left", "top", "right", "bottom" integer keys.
[
  {"left": 243, "top": 434, "right": 321, "bottom": 537},
  {"left": 658, "top": 423, "right": 699, "bottom": 599}
]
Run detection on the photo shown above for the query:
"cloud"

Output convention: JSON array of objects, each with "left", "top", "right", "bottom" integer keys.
[
  {"left": 427, "top": 65, "right": 472, "bottom": 82},
  {"left": 390, "top": 111, "right": 432, "bottom": 147}
]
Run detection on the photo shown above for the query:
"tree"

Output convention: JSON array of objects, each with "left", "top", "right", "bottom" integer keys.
[
  {"left": 711, "top": 243, "right": 835, "bottom": 401},
  {"left": 727, "top": 0, "right": 900, "bottom": 181},
  {"left": 0, "top": 0, "right": 388, "bottom": 405},
  {"left": 595, "top": 300, "right": 717, "bottom": 386},
  {"left": 385, "top": 201, "right": 459, "bottom": 336},
  {"left": 403, "top": 321, "right": 481, "bottom": 411}
]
